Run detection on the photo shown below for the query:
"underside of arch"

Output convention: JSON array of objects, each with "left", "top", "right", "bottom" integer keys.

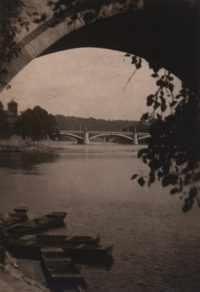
[
  {"left": 3, "top": 0, "right": 199, "bottom": 93},
  {"left": 90, "top": 133, "right": 133, "bottom": 142},
  {"left": 60, "top": 133, "right": 83, "bottom": 142},
  {"left": 138, "top": 135, "right": 151, "bottom": 141},
  {"left": 40, "top": 4, "right": 198, "bottom": 92}
]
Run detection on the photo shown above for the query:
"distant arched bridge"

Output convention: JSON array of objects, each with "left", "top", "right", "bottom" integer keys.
[{"left": 59, "top": 130, "right": 150, "bottom": 144}]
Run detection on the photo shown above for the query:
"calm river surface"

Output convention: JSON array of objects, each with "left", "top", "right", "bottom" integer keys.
[{"left": 0, "top": 143, "right": 200, "bottom": 292}]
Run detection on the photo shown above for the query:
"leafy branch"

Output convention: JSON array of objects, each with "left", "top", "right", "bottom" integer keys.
[{"left": 128, "top": 55, "right": 200, "bottom": 212}]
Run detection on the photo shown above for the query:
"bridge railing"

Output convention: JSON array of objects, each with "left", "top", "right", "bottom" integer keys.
[{"left": 59, "top": 130, "right": 149, "bottom": 136}]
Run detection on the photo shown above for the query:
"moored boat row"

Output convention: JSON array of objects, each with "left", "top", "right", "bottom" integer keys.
[
  {"left": 7, "top": 233, "right": 113, "bottom": 265},
  {"left": 4, "top": 211, "right": 67, "bottom": 237},
  {"left": 1, "top": 207, "right": 114, "bottom": 291}
]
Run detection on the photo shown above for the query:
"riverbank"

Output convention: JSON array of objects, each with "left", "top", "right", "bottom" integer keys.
[
  {"left": 0, "top": 252, "right": 49, "bottom": 292},
  {"left": 0, "top": 136, "right": 54, "bottom": 153},
  {"left": 0, "top": 137, "right": 144, "bottom": 153}
]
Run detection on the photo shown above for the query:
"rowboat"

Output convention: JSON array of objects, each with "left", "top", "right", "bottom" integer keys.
[
  {"left": 36, "top": 233, "right": 101, "bottom": 246},
  {"left": 14, "top": 207, "right": 29, "bottom": 213},
  {"left": 7, "top": 234, "right": 40, "bottom": 259},
  {"left": 63, "top": 244, "right": 114, "bottom": 265},
  {"left": 8, "top": 233, "right": 113, "bottom": 266},
  {"left": 5, "top": 212, "right": 67, "bottom": 238},
  {"left": 41, "top": 247, "right": 87, "bottom": 290},
  {"left": 0, "top": 208, "right": 28, "bottom": 229},
  {"left": 46, "top": 212, "right": 67, "bottom": 220}
]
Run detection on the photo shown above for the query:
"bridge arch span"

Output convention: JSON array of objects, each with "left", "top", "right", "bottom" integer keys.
[
  {"left": 60, "top": 133, "right": 84, "bottom": 143},
  {"left": 90, "top": 133, "right": 133, "bottom": 143},
  {"left": 138, "top": 134, "right": 151, "bottom": 141},
  {"left": 2, "top": 0, "right": 198, "bottom": 92}
]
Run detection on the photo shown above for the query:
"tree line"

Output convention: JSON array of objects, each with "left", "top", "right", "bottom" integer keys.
[{"left": 55, "top": 115, "right": 150, "bottom": 132}]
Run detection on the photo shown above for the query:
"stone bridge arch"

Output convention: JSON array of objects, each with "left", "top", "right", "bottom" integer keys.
[
  {"left": 90, "top": 133, "right": 133, "bottom": 143},
  {"left": 138, "top": 134, "right": 151, "bottom": 141},
  {"left": 3, "top": 0, "right": 198, "bottom": 92},
  {"left": 60, "top": 132, "right": 84, "bottom": 143}
]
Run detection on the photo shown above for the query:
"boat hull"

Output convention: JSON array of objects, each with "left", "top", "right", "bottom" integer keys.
[{"left": 41, "top": 248, "right": 87, "bottom": 290}]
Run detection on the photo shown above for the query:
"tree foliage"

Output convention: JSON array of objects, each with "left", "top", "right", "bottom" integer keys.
[
  {"left": 0, "top": 0, "right": 28, "bottom": 87},
  {"left": 15, "top": 106, "right": 57, "bottom": 140},
  {"left": 129, "top": 56, "right": 200, "bottom": 212},
  {"left": 0, "top": 0, "right": 47, "bottom": 88}
]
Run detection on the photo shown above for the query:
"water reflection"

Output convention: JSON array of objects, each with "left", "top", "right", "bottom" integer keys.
[{"left": 0, "top": 151, "right": 59, "bottom": 174}]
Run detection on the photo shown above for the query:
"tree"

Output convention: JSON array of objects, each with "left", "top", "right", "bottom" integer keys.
[{"left": 15, "top": 106, "right": 57, "bottom": 140}]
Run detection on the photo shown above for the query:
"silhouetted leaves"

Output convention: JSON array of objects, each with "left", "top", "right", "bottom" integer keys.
[
  {"left": 147, "top": 95, "right": 154, "bottom": 106},
  {"left": 189, "top": 188, "right": 197, "bottom": 199},
  {"left": 138, "top": 177, "right": 145, "bottom": 186},
  {"left": 47, "top": 1, "right": 55, "bottom": 6},
  {"left": 170, "top": 188, "right": 179, "bottom": 195},
  {"left": 33, "top": 13, "right": 47, "bottom": 23},
  {"left": 141, "top": 112, "right": 149, "bottom": 121},
  {"left": 127, "top": 55, "right": 200, "bottom": 212},
  {"left": 131, "top": 174, "right": 138, "bottom": 180},
  {"left": 182, "top": 198, "right": 193, "bottom": 213}
]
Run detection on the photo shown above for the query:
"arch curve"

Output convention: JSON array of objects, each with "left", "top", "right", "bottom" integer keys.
[
  {"left": 90, "top": 133, "right": 134, "bottom": 143},
  {"left": 3, "top": 0, "right": 198, "bottom": 92},
  {"left": 60, "top": 132, "right": 84, "bottom": 143},
  {"left": 138, "top": 134, "right": 151, "bottom": 141}
]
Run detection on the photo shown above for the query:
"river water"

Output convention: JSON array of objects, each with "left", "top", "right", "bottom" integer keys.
[{"left": 0, "top": 143, "right": 200, "bottom": 292}]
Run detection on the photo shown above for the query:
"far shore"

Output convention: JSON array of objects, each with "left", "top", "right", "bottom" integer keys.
[
  {"left": 0, "top": 136, "right": 146, "bottom": 153},
  {"left": 0, "top": 136, "right": 56, "bottom": 153},
  {"left": 0, "top": 143, "right": 53, "bottom": 153}
]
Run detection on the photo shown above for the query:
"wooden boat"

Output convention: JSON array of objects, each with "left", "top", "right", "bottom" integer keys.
[
  {"left": 14, "top": 207, "right": 29, "bottom": 213},
  {"left": 8, "top": 233, "right": 113, "bottom": 266},
  {"left": 0, "top": 208, "right": 28, "bottom": 229},
  {"left": 7, "top": 234, "right": 40, "bottom": 259},
  {"left": 63, "top": 244, "right": 114, "bottom": 265},
  {"left": 36, "top": 233, "right": 100, "bottom": 246},
  {"left": 8, "top": 233, "right": 100, "bottom": 258},
  {"left": 65, "top": 234, "right": 100, "bottom": 246},
  {"left": 41, "top": 247, "right": 87, "bottom": 290},
  {"left": 46, "top": 212, "right": 67, "bottom": 220},
  {"left": 5, "top": 212, "right": 66, "bottom": 238}
]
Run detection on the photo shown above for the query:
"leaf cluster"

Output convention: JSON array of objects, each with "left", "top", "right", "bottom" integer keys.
[
  {"left": 0, "top": 0, "right": 48, "bottom": 88},
  {"left": 128, "top": 55, "right": 200, "bottom": 212},
  {"left": 47, "top": 0, "right": 138, "bottom": 27}
]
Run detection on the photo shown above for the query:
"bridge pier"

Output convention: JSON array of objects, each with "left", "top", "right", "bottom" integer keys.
[
  {"left": 133, "top": 127, "right": 138, "bottom": 145},
  {"left": 83, "top": 131, "right": 90, "bottom": 145}
]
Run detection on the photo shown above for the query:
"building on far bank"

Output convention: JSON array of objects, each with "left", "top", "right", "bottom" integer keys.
[
  {"left": 6, "top": 100, "right": 18, "bottom": 126},
  {"left": 6, "top": 100, "right": 18, "bottom": 135}
]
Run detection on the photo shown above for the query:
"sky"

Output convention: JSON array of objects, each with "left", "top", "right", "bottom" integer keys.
[{"left": 0, "top": 47, "right": 181, "bottom": 121}]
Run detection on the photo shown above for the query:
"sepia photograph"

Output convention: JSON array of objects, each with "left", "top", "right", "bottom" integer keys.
[{"left": 0, "top": 1, "right": 199, "bottom": 292}]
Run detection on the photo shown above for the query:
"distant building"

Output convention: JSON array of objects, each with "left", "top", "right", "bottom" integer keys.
[{"left": 6, "top": 100, "right": 18, "bottom": 132}]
